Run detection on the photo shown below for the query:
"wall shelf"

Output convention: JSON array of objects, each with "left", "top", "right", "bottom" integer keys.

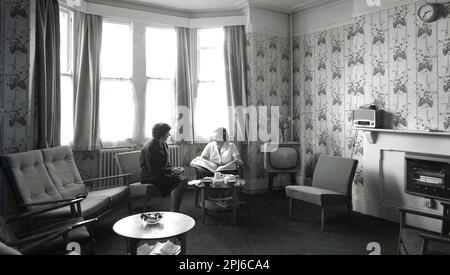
[{"left": 353, "top": 128, "right": 450, "bottom": 144}]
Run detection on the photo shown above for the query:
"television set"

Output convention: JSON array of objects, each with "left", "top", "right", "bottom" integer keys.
[{"left": 262, "top": 143, "right": 301, "bottom": 173}]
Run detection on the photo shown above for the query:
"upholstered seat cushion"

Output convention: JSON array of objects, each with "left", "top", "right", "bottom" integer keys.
[
  {"left": 400, "top": 228, "right": 450, "bottom": 255},
  {"left": 41, "top": 146, "right": 87, "bottom": 199},
  {"left": 36, "top": 196, "right": 110, "bottom": 220},
  {"left": 1, "top": 150, "right": 63, "bottom": 210},
  {"left": 89, "top": 186, "right": 129, "bottom": 205},
  {"left": 129, "top": 182, "right": 148, "bottom": 197},
  {"left": 286, "top": 186, "right": 349, "bottom": 206}
]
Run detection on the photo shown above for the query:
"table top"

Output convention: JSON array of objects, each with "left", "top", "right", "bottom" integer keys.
[{"left": 113, "top": 212, "right": 195, "bottom": 240}]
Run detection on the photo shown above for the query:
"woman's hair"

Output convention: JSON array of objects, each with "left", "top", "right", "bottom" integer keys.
[
  {"left": 212, "top": 127, "right": 229, "bottom": 142},
  {"left": 152, "top": 123, "right": 172, "bottom": 139}
]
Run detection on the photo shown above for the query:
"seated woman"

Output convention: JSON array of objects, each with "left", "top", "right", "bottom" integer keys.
[
  {"left": 140, "top": 123, "right": 187, "bottom": 212},
  {"left": 195, "top": 127, "right": 244, "bottom": 179}
]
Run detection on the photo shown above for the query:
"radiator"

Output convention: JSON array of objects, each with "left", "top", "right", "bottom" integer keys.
[{"left": 98, "top": 145, "right": 181, "bottom": 187}]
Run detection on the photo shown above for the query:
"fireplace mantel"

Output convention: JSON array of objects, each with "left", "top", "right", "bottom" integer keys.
[
  {"left": 353, "top": 128, "right": 450, "bottom": 144},
  {"left": 357, "top": 127, "right": 450, "bottom": 232}
]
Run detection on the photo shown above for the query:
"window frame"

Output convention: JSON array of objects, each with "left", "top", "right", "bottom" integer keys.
[
  {"left": 144, "top": 25, "right": 177, "bottom": 142},
  {"left": 99, "top": 18, "right": 136, "bottom": 147},
  {"left": 101, "top": 18, "right": 134, "bottom": 82},
  {"left": 194, "top": 28, "right": 228, "bottom": 143},
  {"left": 59, "top": 7, "right": 75, "bottom": 146}
]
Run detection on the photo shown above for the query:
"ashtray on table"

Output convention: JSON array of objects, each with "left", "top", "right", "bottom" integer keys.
[{"left": 140, "top": 212, "right": 163, "bottom": 225}]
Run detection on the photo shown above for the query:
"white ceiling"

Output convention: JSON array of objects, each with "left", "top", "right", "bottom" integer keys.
[{"left": 91, "top": 0, "right": 337, "bottom": 13}]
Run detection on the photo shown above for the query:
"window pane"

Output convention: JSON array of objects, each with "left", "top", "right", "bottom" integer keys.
[
  {"left": 199, "top": 48, "right": 225, "bottom": 82},
  {"left": 101, "top": 21, "right": 132, "bottom": 78},
  {"left": 145, "top": 79, "right": 174, "bottom": 137},
  {"left": 146, "top": 27, "right": 176, "bottom": 78},
  {"left": 59, "top": 11, "right": 69, "bottom": 74},
  {"left": 100, "top": 80, "right": 135, "bottom": 142},
  {"left": 199, "top": 28, "right": 224, "bottom": 48},
  {"left": 194, "top": 82, "right": 229, "bottom": 141},
  {"left": 195, "top": 28, "right": 228, "bottom": 142},
  {"left": 60, "top": 75, "right": 73, "bottom": 146}
]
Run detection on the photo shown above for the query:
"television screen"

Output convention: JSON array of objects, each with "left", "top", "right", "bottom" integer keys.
[
  {"left": 262, "top": 143, "right": 301, "bottom": 172},
  {"left": 270, "top": 147, "right": 299, "bottom": 170}
]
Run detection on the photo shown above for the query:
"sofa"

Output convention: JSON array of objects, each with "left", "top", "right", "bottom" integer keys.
[{"left": 1, "top": 146, "right": 130, "bottom": 221}]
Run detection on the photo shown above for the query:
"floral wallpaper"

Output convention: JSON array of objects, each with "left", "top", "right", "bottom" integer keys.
[
  {"left": 243, "top": 32, "right": 292, "bottom": 188},
  {"left": 0, "top": 0, "right": 32, "bottom": 156},
  {"left": 0, "top": 0, "right": 32, "bottom": 214},
  {"left": 293, "top": 1, "right": 450, "bottom": 196}
]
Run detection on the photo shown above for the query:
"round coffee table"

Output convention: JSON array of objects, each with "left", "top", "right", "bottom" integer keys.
[{"left": 113, "top": 212, "right": 195, "bottom": 255}]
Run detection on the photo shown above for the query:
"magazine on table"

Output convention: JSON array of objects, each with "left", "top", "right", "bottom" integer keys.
[
  {"left": 190, "top": 157, "right": 237, "bottom": 173},
  {"left": 137, "top": 241, "right": 180, "bottom": 255}
]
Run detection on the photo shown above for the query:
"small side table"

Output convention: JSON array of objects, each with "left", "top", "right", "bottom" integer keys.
[
  {"left": 198, "top": 179, "right": 246, "bottom": 225},
  {"left": 113, "top": 212, "right": 195, "bottom": 255}
]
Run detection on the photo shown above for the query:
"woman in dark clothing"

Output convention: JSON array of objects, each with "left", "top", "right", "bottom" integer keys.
[{"left": 140, "top": 123, "right": 187, "bottom": 212}]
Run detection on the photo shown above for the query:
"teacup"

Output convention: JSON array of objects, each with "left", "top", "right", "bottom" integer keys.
[{"left": 214, "top": 172, "right": 223, "bottom": 180}]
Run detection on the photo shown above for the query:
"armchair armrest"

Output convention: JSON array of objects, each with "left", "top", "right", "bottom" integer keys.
[
  {"left": 420, "top": 233, "right": 450, "bottom": 244},
  {"left": 7, "top": 198, "right": 84, "bottom": 223},
  {"left": 17, "top": 217, "right": 98, "bottom": 239},
  {"left": 441, "top": 201, "right": 450, "bottom": 209},
  {"left": 15, "top": 229, "right": 72, "bottom": 255},
  {"left": 68, "top": 218, "right": 97, "bottom": 230},
  {"left": 83, "top": 174, "right": 131, "bottom": 187},
  {"left": 398, "top": 207, "right": 450, "bottom": 222},
  {"left": 8, "top": 227, "right": 71, "bottom": 248},
  {"left": 18, "top": 197, "right": 83, "bottom": 208}
]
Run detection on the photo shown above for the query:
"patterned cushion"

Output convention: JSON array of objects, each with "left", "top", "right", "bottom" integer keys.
[
  {"left": 2, "top": 150, "right": 62, "bottom": 210},
  {"left": 41, "top": 146, "right": 87, "bottom": 199}
]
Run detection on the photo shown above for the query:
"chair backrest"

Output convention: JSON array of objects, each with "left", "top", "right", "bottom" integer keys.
[
  {"left": 41, "top": 146, "right": 87, "bottom": 199},
  {"left": 115, "top": 151, "right": 141, "bottom": 184},
  {"left": 312, "top": 155, "right": 358, "bottom": 196},
  {"left": 1, "top": 150, "right": 63, "bottom": 209}
]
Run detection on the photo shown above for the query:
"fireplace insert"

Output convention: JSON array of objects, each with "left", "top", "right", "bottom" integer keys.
[{"left": 405, "top": 153, "right": 450, "bottom": 201}]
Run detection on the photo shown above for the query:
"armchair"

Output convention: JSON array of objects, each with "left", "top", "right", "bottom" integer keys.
[
  {"left": 398, "top": 203, "right": 450, "bottom": 255},
  {"left": 1, "top": 146, "right": 131, "bottom": 222},
  {"left": 115, "top": 151, "right": 161, "bottom": 212},
  {"left": 0, "top": 200, "right": 97, "bottom": 255},
  {"left": 285, "top": 155, "right": 358, "bottom": 231}
]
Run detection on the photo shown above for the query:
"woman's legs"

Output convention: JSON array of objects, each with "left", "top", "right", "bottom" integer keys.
[{"left": 171, "top": 177, "right": 187, "bottom": 212}]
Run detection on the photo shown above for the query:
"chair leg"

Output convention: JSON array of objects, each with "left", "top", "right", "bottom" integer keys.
[
  {"left": 195, "top": 188, "right": 200, "bottom": 208},
  {"left": 289, "top": 198, "right": 294, "bottom": 220},
  {"left": 89, "top": 231, "right": 97, "bottom": 255},
  {"left": 347, "top": 203, "right": 353, "bottom": 219},
  {"left": 127, "top": 201, "right": 132, "bottom": 215},
  {"left": 321, "top": 207, "right": 326, "bottom": 231}
]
